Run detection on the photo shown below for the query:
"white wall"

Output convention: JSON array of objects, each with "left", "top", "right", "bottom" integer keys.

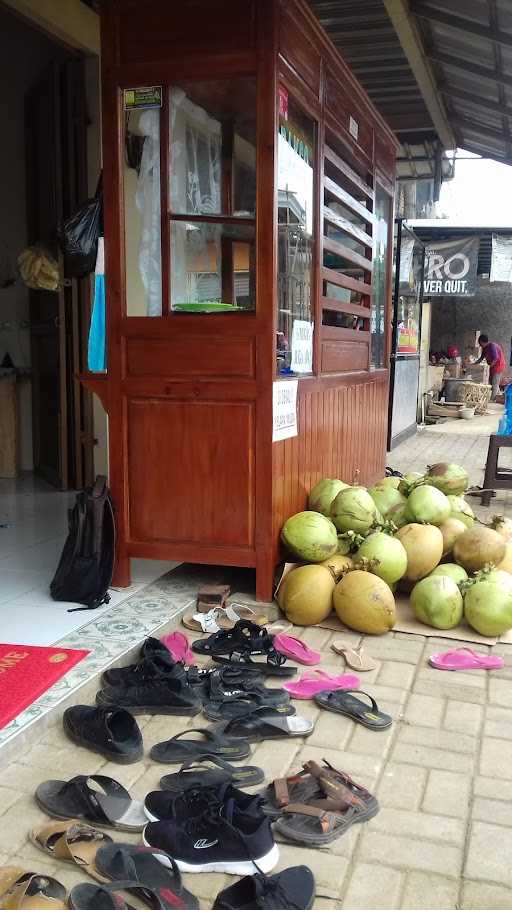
[{"left": 0, "top": 8, "right": 68, "bottom": 470}]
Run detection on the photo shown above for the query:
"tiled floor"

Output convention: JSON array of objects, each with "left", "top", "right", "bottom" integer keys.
[{"left": 2, "top": 425, "right": 512, "bottom": 907}]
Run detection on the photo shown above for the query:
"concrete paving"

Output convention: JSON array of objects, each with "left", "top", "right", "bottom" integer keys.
[{"left": 2, "top": 426, "right": 512, "bottom": 908}]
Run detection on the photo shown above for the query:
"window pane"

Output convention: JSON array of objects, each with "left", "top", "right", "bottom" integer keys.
[
  {"left": 277, "top": 93, "right": 315, "bottom": 374},
  {"left": 371, "top": 186, "right": 391, "bottom": 367},
  {"left": 124, "top": 107, "right": 162, "bottom": 316},
  {"left": 170, "top": 221, "right": 255, "bottom": 311},
  {"left": 169, "top": 81, "right": 256, "bottom": 217}
]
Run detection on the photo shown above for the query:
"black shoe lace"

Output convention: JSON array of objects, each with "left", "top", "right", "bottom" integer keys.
[{"left": 252, "top": 874, "right": 304, "bottom": 910}]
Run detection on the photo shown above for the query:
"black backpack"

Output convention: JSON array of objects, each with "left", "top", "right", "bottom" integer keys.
[{"left": 50, "top": 475, "right": 116, "bottom": 612}]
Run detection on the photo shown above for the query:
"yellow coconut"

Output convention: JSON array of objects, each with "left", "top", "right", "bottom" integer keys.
[
  {"left": 497, "top": 542, "right": 512, "bottom": 574},
  {"left": 395, "top": 523, "right": 443, "bottom": 581},
  {"left": 277, "top": 564, "right": 334, "bottom": 626},
  {"left": 321, "top": 554, "right": 353, "bottom": 576},
  {"left": 333, "top": 570, "right": 395, "bottom": 634},
  {"left": 453, "top": 525, "right": 506, "bottom": 573},
  {"left": 439, "top": 517, "right": 467, "bottom": 556}
]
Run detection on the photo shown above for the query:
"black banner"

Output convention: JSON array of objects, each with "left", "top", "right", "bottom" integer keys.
[{"left": 423, "top": 236, "right": 479, "bottom": 297}]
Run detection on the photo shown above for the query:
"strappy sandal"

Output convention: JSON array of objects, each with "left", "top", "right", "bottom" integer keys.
[
  {"left": 150, "top": 727, "right": 251, "bottom": 764},
  {"left": 0, "top": 871, "right": 67, "bottom": 909},
  {"left": 267, "top": 759, "right": 379, "bottom": 845},
  {"left": 35, "top": 775, "right": 147, "bottom": 831},
  {"left": 68, "top": 881, "right": 165, "bottom": 910},
  {"left": 214, "top": 706, "right": 314, "bottom": 742},
  {"left": 331, "top": 641, "right": 377, "bottom": 672},
  {"left": 29, "top": 821, "right": 113, "bottom": 881},
  {"left": 160, "top": 755, "right": 265, "bottom": 791},
  {"left": 212, "top": 650, "right": 296, "bottom": 678},
  {"left": 314, "top": 689, "right": 392, "bottom": 730},
  {"left": 202, "top": 667, "right": 292, "bottom": 721},
  {"left": 192, "top": 620, "right": 275, "bottom": 657},
  {"left": 183, "top": 604, "right": 268, "bottom": 634},
  {"left": 94, "top": 845, "right": 199, "bottom": 910}
]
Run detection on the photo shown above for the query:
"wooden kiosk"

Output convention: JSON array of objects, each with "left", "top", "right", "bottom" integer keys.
[{"left": 85, "top": 0, "right": 398, "bottom": 601}]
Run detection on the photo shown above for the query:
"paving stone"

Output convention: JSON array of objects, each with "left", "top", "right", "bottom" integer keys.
[
  {"left": 465, "top": 820, "right": 512, "bottom": 886},
  {"left": 377, "top": 661, "right": 415, "bottom": 689},
  {"left": 422, "top": 769, "right": 471, "bottom": 819},
  {"left": 444, "top": 699, "right": 483, "bottom": 737},
  {"left": 480, "top": 737, "right": 512, "bottom": 780},
  {"left": 142, "top": 714, "right": 193, "bottom": 749},
  {"left": 484, "top": 705, "right": 512, "bottom": 740},
  {"left": 416, "top": 667, "right": 486, "bottom": 690},
  {"left": 404, "top": 693, "right": 445, "bottom": 728},
  {"left": 359, "top": 637, "right": 424, "bottom": 664},
  {"left": 18, "top": 743, "right": 105, "bottom": 777},
  {"left": 298, "top": 744, "right": 382, "bottom": 790},
  {"left": 392, "top": 741, "right": 474, "bottom": 774},
  {"left": 347, "top": 722, "right": 395, "bottom": 757},
  {"left": 489, "top": 678, "right": 512, "bottom": 707},
  {"left": 296, "top": 626, "right": 334, "bottom": 650},
  {"left": 400, "top": 872, "right": 460, "bottom": 910},
  {"left": 462, "top": 881, "right": 512, "bottom": 910},
  {"left": 0, "top": 785, "right": 23, "bottom": 814},
  {"left": 341, "top": 862, "right": 403, "bottom": 910},
  {"left": 250, "top": 739, "right": 301, "bottom": 782},
  {"left": 327, "top": 825, "right": 361, "bottom": 859},
  {"left": 370, "top": 807, "right": 465, "bottom": 845},
  {"left": 97, "top": 759, "right": 147, "bottom": 788},
  {"left": 0, "top": 796, "right": 47, "bottom": 854},
  {"left": 472, "top": 796, "right": 512, "bottom": 827},
  {"left": 397, "top": 725, "right": 476, "bottom": 754},
  {"left": 276, "top": 843, "right": 349, "bottom": 898},
  {"left": 302, "top": 708, "right": 353, "bottom": 751},
  {"left": 413, "top": 677, "right": 486, "bottom": 705},
  {"left": 377, "top": 762, "right": 427, "bottom": 811},
  {"left": 473, "top": 775, "right": 512, "bottom": 801},
  {"left": 358, "top": 830, "right": 462, "bottom": 878}
]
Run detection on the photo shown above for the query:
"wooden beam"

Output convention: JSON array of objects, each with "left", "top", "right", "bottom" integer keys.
[
  {"left": 323, "top": 176, "right": 374, "bottom": 225},
  {"left": 323, "top": 235, "right": 373, "bottom": 273},
  {"left": 322, "top": 267, "right": 372, "bottom": 297},
  {"left": 427, "top": 50, "right": 512, "bottom": 90},
  {"left": 2, "top": 0, "right": 100, "bottom": 54},
  {"left": 412, "top": 2, "right": 512, "bottom": 49},
  {"left": 323, "top": 206, "right": 373, "bottom": 248},
  {"left": 440, "top": 85, "right": 512, "bottom": 119}
]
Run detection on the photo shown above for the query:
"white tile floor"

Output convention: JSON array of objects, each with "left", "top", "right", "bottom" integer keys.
[{"left": 0, "top": 475, "right": 177, "bottom": 646}]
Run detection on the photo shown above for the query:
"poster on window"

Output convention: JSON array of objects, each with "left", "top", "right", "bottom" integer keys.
[
  {"left": 291, "top": 321, "right": 313, "bottom": 373},
  {"left": 423, "top": 237, "right": 479, "bottom": 296},
  {"left": 273, "top": 380, "right": 298, "bottom": 442},
  {"left": 490, "top": 234, "right": 512, "bottom": 283}
]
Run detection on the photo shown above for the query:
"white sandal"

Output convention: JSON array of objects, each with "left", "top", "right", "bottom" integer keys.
[{"left": 182, "top": 603, "right": 268, "bottom": 633}]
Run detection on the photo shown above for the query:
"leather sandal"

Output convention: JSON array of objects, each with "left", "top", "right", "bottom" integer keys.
[
  {"left": 29, "top": 820, "right": 113, "bottom": 881},
  {"left": 0, "top": 871, "right": 67, "bottom": 909}
]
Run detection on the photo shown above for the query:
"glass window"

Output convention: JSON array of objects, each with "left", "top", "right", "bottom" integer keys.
[
  {"left": 277, "top": 91, "right": 315, "bottom": 374},
  {"left": 395, "top": 227, "right": 422, "bottom": 355},
  {"left": 168, "top": 79, "right": 256, "bottom": 313},
  {"left": 124, "top": 106, "right": 162, "bottom": 316},
  {"left": 371, "top": 185, "right": 392, "bottom": 367}
]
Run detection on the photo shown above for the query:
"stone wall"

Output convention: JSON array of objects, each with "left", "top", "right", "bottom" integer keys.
[{"left": 430, "top": 278, "right": 512, "bottom": 364}]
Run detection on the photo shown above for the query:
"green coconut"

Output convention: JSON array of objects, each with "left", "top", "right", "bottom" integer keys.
[
  {"left": 398, "top": 472, "right": 424, "bottom": 496},
  {"left": 425, "top": 463, "right": 469, "bottom": 496},
  {"left": 309, "top": 478, "right": 349, "bottom": 517},
  {"left": 331, "top": 486, "right": 377, "bottom": 534},
  {"left": 374, "top": 476, "right": 401, "bottom": 489},
  {"left": 277, "top": 564, "right": 335, "bottom": 626},
  {"left": 333, "top": 570, "right": 395, "bottom": 634},
  {"left": 430, "top": 563, "right": 468, "bottom": 585},
  {"left": 356, "top": 531, "right": 408, "bottom": 585},
  {"left": 406, "top": 485, "right": 451, "bottom": 526},
  {"left": 464, "top": 575, "right": 512, "bottom": 636},
  {"left": 447, "top": 495, "right": 475, "bottom": 528},
  {"left": 369, "top": 485, "right": 407, "bottom": 520},
  {"left": 411, "top": 575, "right": 463, "bottom": 630},
  {"left": 281, "top": 511, "right": 338, "bottom": 562},
  {"left": 439, "top": 517, "right": 468, "bottom": 556}
]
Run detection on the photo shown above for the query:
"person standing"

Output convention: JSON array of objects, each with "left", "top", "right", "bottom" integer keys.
[{"left": 477, "top": 334, "right": 506, "bottom": 400}]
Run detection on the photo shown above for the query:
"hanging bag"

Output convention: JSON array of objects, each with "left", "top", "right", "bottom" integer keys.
[{"left": 58, "top": 174, "right": 103, "bottom": 278}]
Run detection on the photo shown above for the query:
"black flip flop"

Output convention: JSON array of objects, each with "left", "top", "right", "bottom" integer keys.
[
  {"left": 69, "top": 880, "right": 163, "bottom": 910},
  {"left": 35, "top": 775, "right": 147, "bottom": 831},
  {"left": 212, "top": 652, "right": 296, "bottom": 678},
  {"left": 215, "top": 706, "right": 314, "bottom": 742},
  {"left": 213, "top": 866, "right": 315, "bottom": 910},
  {"left": 95, "top": 844, "right": 199, "bottom": 910},
  {"left": 150, "top": 727, "right": 251, "bottom": 764},
  {"left": 160, "top": 755, "right": 265, "bottom": 791},
  {"left": 192, "top": 620, "right": 275, "bottom": 657},
  {"left": 314, "top": 689, "right": 392, "bottom": 730},
  {"left": 203, "top": 692, "right": 294, "bottom": 723}
]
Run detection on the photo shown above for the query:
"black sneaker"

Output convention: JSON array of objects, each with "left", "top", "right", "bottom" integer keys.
[
  {"left": 143, "top": 790, "right": 279, "bottom": 875},
  {"left": 96, "top": 663, "right": 202, "bottom": 716},
  {"left": 213, "top": 866, "right": 316, "bottom": 909},
  {"left": 144, "top": 782, "right": 265, "bottom": 823},
  {"left": 102, "top": 652, "right": 177, "bottom": 688},
  {"left": 63, "top": 705, "right": 143, "bottom": 763},
  {"left": 140, "top": 637, "right": 171, "bottom": 660}
]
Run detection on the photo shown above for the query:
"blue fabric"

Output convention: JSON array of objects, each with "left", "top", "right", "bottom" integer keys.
[
  {"left": 498, "top": 383, "right": 512, "bottom": 435},
  {"left": 88, "top": 273, "right": 106, "bottom": 372}
]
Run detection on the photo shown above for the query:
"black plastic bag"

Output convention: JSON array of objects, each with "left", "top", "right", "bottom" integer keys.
[{"left": 58, "top": 175, "right": 103, "bottom": 278}]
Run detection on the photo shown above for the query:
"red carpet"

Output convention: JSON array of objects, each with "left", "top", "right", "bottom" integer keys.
[{"left": 0, "top": 644, "right": 89, "bottom": 730}]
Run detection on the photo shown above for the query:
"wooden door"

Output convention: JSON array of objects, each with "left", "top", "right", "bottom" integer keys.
[{"left": 25, "top": 60, "right": 93, "bottom": 490}]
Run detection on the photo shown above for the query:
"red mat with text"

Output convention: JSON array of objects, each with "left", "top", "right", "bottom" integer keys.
[{"left": 0, "top": 644, "right": 89, "bottom": 729}]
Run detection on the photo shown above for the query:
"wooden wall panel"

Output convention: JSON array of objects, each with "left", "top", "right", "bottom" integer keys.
[
  {"left": 126, "top": 337, "right": 256, "bottom": 379},
  {"left": 279, "top": 5, "right": 321, "bottom": 97},
  {"left": 128, "top": 398, "right": 255, "bottom": 549},
  {"left": 116, "top": 0, "right": 257, "bottom": 62},
  {"left": 272, "top": 377, "right": 389, "bottom": 560},
  {"left": 321, "top": 341, "right": 368, "bottom": 373}
]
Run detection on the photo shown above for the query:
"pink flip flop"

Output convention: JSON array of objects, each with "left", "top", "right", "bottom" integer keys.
[
  {"left": 160, "top": 631, "right": 194, "bottom": 665},
  {"left": 429, "top": 647, "right": 505, "bottom": 672},
  {"left": 273, "top": 633, "right": 321, "bottom": 665},
  {"left": 284, "top": 669, "right": 360, "bottom": 699}
]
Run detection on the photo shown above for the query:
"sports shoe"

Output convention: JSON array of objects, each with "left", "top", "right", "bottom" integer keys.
[
  {"left": 101, "top": 652, "right": 178, "bottom": 688},
  {"left": 144, "top": 782, "right": 265, "bottom": 823},
  {"left": 213, "top": 866, "right": 315, "bottom": 909},
  {"left": 96, "top": 662, "right": 202, "bottom": 716},
  {"left": 143, "top": 788, "right": 279, "bottom": 875}
]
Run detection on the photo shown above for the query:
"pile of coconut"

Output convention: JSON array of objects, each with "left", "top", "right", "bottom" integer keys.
[{"left": 278, "top": 464, "right": 512, "bottom": 638}]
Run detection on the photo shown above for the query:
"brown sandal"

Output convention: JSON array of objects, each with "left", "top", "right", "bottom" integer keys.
[
  {"left": 29, "top": 820, "right": 113, "bottom": 881},
  {"left": 0, "top": 870, "right": 67, "bottom": 909}
]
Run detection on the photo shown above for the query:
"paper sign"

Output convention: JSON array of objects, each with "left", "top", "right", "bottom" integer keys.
[
  {"left": 273, "top": 380, "right": 298, "bottom": 442},
  {"left": 124, "top": 86, "right": 162, "bottom": 110},
  {"left": 291, "top": 320, "right": 313, "bottom": 373},
  {"left": 349, "top": 116, "right": 359, "bottom": 140}
]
